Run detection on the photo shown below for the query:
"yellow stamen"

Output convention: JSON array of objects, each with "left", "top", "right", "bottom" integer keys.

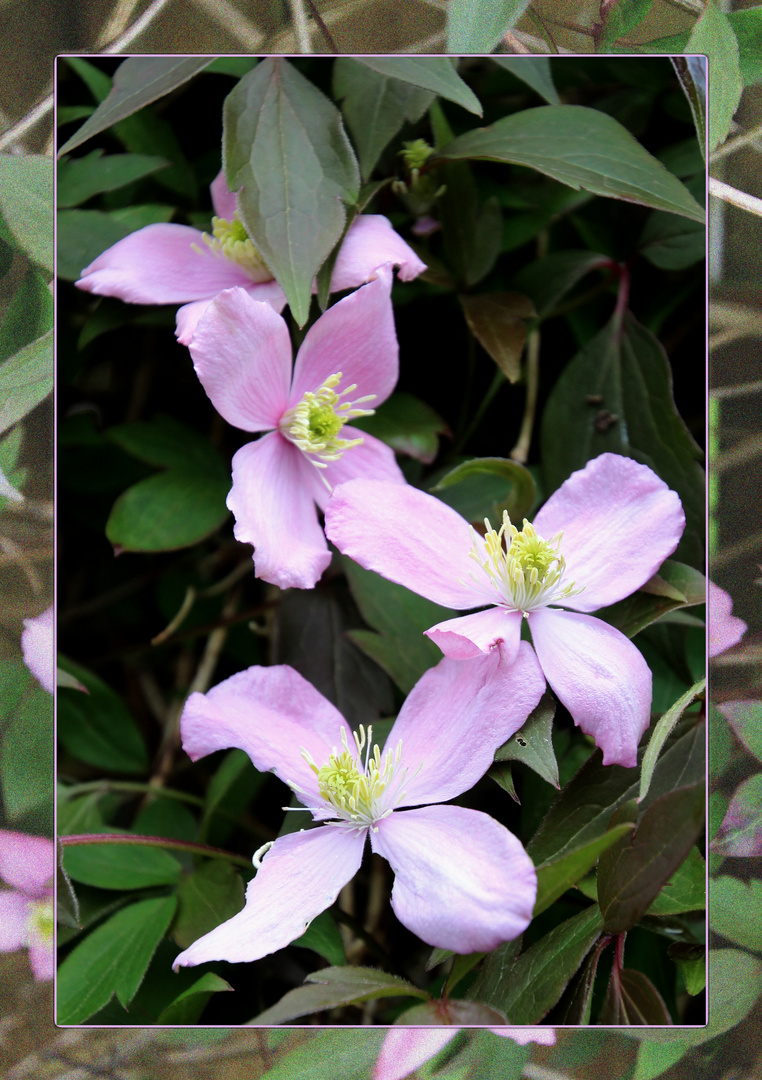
[
  {"left": 194, "top": 214, "right": 272, "bottom": 282},
  {"left": 279, "top": 372, "right": 376, "bottom": 473}
]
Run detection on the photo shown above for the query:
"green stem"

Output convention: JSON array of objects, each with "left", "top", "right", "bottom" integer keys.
[{"left": 59, "top": 832, "right": 255, "bottom": 871}]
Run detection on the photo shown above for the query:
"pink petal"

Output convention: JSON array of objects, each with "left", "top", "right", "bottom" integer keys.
[
  {"left": 330, "top": 215, "right": 427, "bottom": 291},
  {"left": 709, "top": 580, "right": 746, "bottom": 657},
  {"left": 309, "top": 428, "right": 405, "bottom": 510},
  {"left": 176, "top": 280, "right": 287, "bottom": 346},
  {"left": 371, "top": 804, "right": 536, "bottom": 952},
  {"left": 21, "top": 605, "right": 55, "bottom": 695},
  {"left": 0, "top": 830, "right": 54, "bottom": 895},
  {"left": 491, "top": 1028, "right": 557, "bottom": 1044},
  {"left": 375, "top": 1030, "right": 457, "bottom": 1080},
  {"left": 76, "top": 223, "right": 254, "bottom": 304},
  {"left": 180, "top": 663, "right": 353, "bottom": 804},
  {"left": 325, "top": 479, "right": 480, "bottom": 609},
  {"left": 0, "top": 891, "right": 31, "bottom": 950},
  {"left": 290, "top": 268, "right": 398, "bottom": 407},
  {"left": 389, "top": 644, "right": 544, "bottom": 806},
  {"left": 210, "top": 169, "right": 237, "bottom": 220},
  {"left": 425, "top": 606, "right": 523, "bottom": 663},
  {"left": 532, "top": 453, "right": 685, "bottom": 612},
  {"left": 227, "top": 433, "right": 332, "bottom": 589},
  {"left": 172, "top": 826, "right": 365, "bottom": 967},
  {"left": 529, "top": 609, "right": 652, "bottom": 768},
  {"left": 0, "top": 464, "right": 23, "bottom": 501},
  {"left": 190, "top": 288, "right": 292, "bottom": 432},
  {"left": 28, "top": 933, "right": 54, "bottom": 981}
]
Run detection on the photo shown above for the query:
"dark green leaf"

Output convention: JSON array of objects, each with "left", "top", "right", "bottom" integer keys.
[
  {"left": 430, "top": 456, "right": 536, "bottom": 525},
  {"left": 533, "top": 823, "right": 634, "bottom": 917},
  {"left": 711, "top": 774, "right": 762, "bottom": 856},
  {"left": 433, "top": 106, "right": 705, "bottom": 223},
  {"left": 257, "top": 1030, "right": 386, "bottom": 1080},
  {"left": 495, "top": 691, "right": 559, "bottom": 789},
  {"left": 56, "top": 208, "right": 132, "bottom": 281},
  {"left": 718, "top": 699, "right": 762, "bottom": 763},
  {"left": 353, "top": 57, "right": 482, "bottom": 117},
  {"left": 352, "top": 391, "right": 449, "bottom": 464},
  {"left": 333, "top": 59, "right": 434, "bottom": 181},
  {"left": 459, "top": 292, "right": 536, "bottom": 382},
  {"left": 63, "top": 841, "right": 183, "bottom": 890},
  {"left": 57, "top": 151, "right": 170, "bottom": 208},
  {"left": 0, "top": 154, "right": 53, "bottom": 273},
  {"left": 511, "top": 250, "right": 610, "bottom": 319},
  {"left": 57, "top": 896, "right": 177, "bottom": 1023},
  {"left": 156, "top": 972, "right": 233, "bottom": 1024},
  {"left": 1, "top": 683, "right": 52, "bottom": 821},
  {"left": 730, "top": 6, "right": 762, "bottom": 86},
  {"left": 250, "top": 966, "right": 428, "bottom": 1024},
  {"left": 638, "top": 210, "right": 705, "bottom": 270},
  {"left": 600, "top": 967, "right": 671, "bottom": 1024},
  {"left": 223, "top": 57, "right": 360, "bottom": 327},
  {"left": 645, "top": 845, "right": 705, "bottom": 915},
  {"left": 711, "top": 876, "right": 762, "bottom": 953},
  {"left": 58, "top": 56, "right": 213, "bottom": 156},
  {"left": 0, "top": 267, "right": 53, "bottom": 363},
  {"left": 490, "top": 58, "right": 560, "bottom": 105},
  {"left": 447, "top": 0, "right": 533, "bottom": 52},
  {"left": 437, "top": 162, "right": 502, "bottom": 287},
  {"left": 173, "top": 860, "right": 246, "bottom": 949},
  {"left": 293, "top": 909, "right": 347, "bottom": 968},
  {"left": 639, "top": 679, "right": 705, "bottom": 802},
  {"left": 600, "top": 0, "right": 656, "bottom": 48}
]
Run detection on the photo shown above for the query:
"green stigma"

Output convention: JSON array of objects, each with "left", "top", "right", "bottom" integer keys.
[
  {"left": 279, "top": 372, "right": 376, "bottom": 477},
  {"left": 196, "top": 214, "right": 272, "bottom": 282},
  {"left": 27, "top": 897, "right": 54, "bottom": 944},
  {"left": 470, "top": 512, "right": 584, "bottom": 614}
]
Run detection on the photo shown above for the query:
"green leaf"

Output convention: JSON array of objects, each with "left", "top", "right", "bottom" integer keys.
[
  {"left": 0, "top": 267, "right": 53, "bottom": 363},
  {"left": 670, "top": 59, "right": 706, "bottom": 162},
  {"left": 352, "top": 391, "right": 449, "bottom": 464},
  {"left": 257, "top": 1030, "right": 386, "bottom": 1080},
  {"left": 293, "top": 908, "right": 347, "bottom": 968},
  {"left": 511, "top": 250, "right": 610, "bottom": 319},
  {"left": 711, "top": 774, "right": 762, "bottom": 856},
  {"left": 633, "top": 1042, "right": 689, "bottom": 1080},
  {"left": 540, "top": 311, "right": 705, "bottom": 570},
  {"left": 156, "top": 972, "right": 233, "bottom": 1024},
  {"left": 250, "top": 966, "right": 428, "bottom": 1024},
  {"left": 599, "top": 0, "right": 656, "bottom": 48},
  {"left": 495, "top": 691, "right": 559, "bottom": 789},
  {"left": 686, "top": 2, "right": 741, "bottom": 151},
  {"left": 433, "top": 106, "right": 705, "bottom": 224},
  {"left": 730, "top": 6, "right": 762, "bottom": 86},
  {"left": 490, "top": 58, "right": 560, "bottom": 106},
  {"left": 223, "top": 57, "right": 360, "bottom": 327},
  {"left": 56, "top": 209, "right": 131, "bottom": 281},
  {"left": 646, "top": 845, "right": 705, "bottom": 915},
  {"left": 57, "top": 895, "right": 177, "bottom": 1023},
  {"left": 527, "top": 721, "right": 704, "bottom": 866},
  {"left": 599, "top": 967, "right": 671, "bottom": 1024},
  {"left": 353, "top": 57, "right": 482, "bottom": 117},
  {"left": 57, "top": 657, "right": 150, "bottom": 775},
  {"left": 58, "top": 56, "right": 213, "bottom": 156},
  {"left": 1, "top": 683, "right": 52, "bottom": 822},
  {"left": 63, "top": 840, "right": 183, "bottom": 890},
  {"left": 437, "top": 162, "right": 502, "bottom": 288},
  {"left": 638, "top": 210, "right": 705, "bottom": 270},
  {"left": 459, "top": 292, "right": 536, "bottom": 382},
  {"left": 343, "top": 557, "right": 452, "bottom": 694},
  {"left": 533, "top": 823, "right": 634, "bottom": 917},
  {"left": 711, "top": 876, "right": 762, "bottom": 953},
  {"left": 430, "top": 456, "right": 536, "bottom": 525},
  {"left": 639, "top": 679, "right": 705, "bottom": 802},
  {"left": 173, "top": 860, "right": 246, "bottom": 949},
  {"left": 57, "top": 150, "right": 170, "bottom": 208},
  {"left": 466, "top": 904, "right": 604, "bottom": 1023},
  {"left": 0, "top": 328, "right": 53, "bottom": 436},
  {"left": 718, "top": 699, "right": 762, "bottom": 763},
  {"left": 447, "top": 0, "right": 533, "bottom": 52},
  {"left": 597, "top": 782, "right": 704, "bottom": 932},
  {"left": 594, "top": 560, "right": 706, "bottom": 640},
  {"left": 333, "top": 59, "right": 434, "bottom": 181},
  {"left": 0, "top": 154, "right": 53, "bottom": 273}
]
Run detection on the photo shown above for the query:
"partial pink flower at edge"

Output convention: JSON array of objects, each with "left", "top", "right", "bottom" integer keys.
[
  {"left": 21, "top": 604, "right": 54, "bottom": 695},
  {"left": 189, "top": 268, "right": 404, "bottom": 589},
  {"left": 0, "top": 830, "right": 54, "bottom": 980},
  {"left": 325, "top": 454, "right": 686, "bottom": 768},
  {"left": 172, "top": 646, "right": 545, "bottom": 970},
  {"left": 75, "top": 170, "right": 427, "bottom": 345},
  {"left": 374, "top": 1027, "right": 557, "bottom": 1080},
  {"left": 708, "top": 580, "right": 746, "bottom": 657}
]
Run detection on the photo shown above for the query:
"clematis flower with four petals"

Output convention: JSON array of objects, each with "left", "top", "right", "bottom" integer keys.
[
  {"left": 172, "top": 644, "right": 545, "bottom": 970},
  {"left": 375, "top": 1027, "right": 557, "bottom": 1080},
  {"left": 0, "top": 830, "right": 54, "bottom": 980},
  {"left": 708, "top": 579, "right": 746, "bottom": 657},
  {"left": 325, "top": 453, "right": 686, "bottom": 768},
  {"left": 76, "top": 170, "right": 426, "bottom": 345},
  {"left": 188, "top": 266, "right": 404, "bottom": 589}
]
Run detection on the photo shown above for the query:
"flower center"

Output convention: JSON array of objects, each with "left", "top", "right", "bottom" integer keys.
[
  {"left": 279, "top": 372, "right": 376, "bottom": 472},
  {"left": 297, "top": 726, "right": 407, "bottom": 831},
  {"left": 27, "top": 896, "right": 54, "bottom": 944},
  {"left": 197, "top": 214, "right": 272, "bottom": 282},
  {"left": 469, "top": 511, "right": 584, "bottom": 614}
]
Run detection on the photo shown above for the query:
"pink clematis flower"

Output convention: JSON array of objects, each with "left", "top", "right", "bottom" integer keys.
[
  {"left": 708, "top": 580, "right": 746, "bottom": 657},
  {"left": 325, "top": 453, "right": 686, "bottom": 768},
  {"left": 21, "top": 604, "right": 54, "bottom": 695},
  {"left": 189, "top": 266, "right": 404, "bottom": 589},
  {"left": 172, "top": 646, "right": 545, "bottom": 970},
  {"left": 0, "top": 830, "right": 54, "bottom": 980},
  {"left": 76, "top": 170, "right": 426, "bottom": 345},
  {"left": 375, "top": 1027, "right": 556, "bottom": 1080}
]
